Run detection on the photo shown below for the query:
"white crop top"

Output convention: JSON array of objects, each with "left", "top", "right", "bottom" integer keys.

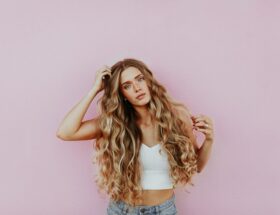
[{"left": 139, "top": 142, "right": 174, "bottom": 190}]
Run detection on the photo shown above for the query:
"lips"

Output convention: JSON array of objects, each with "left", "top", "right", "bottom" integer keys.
[{"left": 136, "top": 93, "right": 146, "bottom": 99}]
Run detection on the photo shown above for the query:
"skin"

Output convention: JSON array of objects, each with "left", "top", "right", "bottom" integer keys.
[
  {"left": 192, "top": 114, "right": 214, "bottom": 140},
  {"left": 119, "top": 66, "right": 214, "bottom": 205},
  {"left": 119, "top": 66, "right": 153, "bottom": 126},
  {"left": 119, "top": 67, "right": 175, "bottom": 206},
  {"left": 56, "top": 63, "right": 214, "bottom": 206}
]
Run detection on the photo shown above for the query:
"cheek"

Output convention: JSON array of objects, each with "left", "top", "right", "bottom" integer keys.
[
  {"left": 144, "top": 84, "right": 151, "bottom": 94},
  {"left": 122, "top": 90, "right": 133, "bottom": 99}
]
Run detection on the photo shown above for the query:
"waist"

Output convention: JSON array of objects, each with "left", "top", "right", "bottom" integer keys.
[{"left": 134, "top": 189, "right": 174, "bottom": 206}]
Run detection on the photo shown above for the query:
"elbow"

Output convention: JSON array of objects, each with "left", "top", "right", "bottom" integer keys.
[
  {"left": 56, "top": 131, "right": 68, "bottom": 140},
  {"left": 56, "top": 132, "right": 63, "bottom": 139},
  {"left": 196, "top": 161, "right": 202, "bottom": 173},
  {"left": 197, "top": 163, "right": 206, "bottom": 173}
]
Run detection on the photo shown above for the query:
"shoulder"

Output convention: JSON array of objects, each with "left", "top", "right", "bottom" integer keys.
[
  {"left": 173, "top": 105, "right": 193, "bottom": 127},
  {"left": 174, "top": 106, "right": 200, "bottom": 152}
]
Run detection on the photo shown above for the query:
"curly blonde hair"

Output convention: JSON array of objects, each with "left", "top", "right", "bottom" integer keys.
[{"left": 92, "top": 58, "right": 198, "bottom": 206}]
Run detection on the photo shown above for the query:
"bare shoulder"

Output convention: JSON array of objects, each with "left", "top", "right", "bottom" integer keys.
[
  {"left": 174, "top": 105, "right": 199, "bottom": 152},
  {"left": 174, "top": 105, "right": 193, "bottom": 126}
]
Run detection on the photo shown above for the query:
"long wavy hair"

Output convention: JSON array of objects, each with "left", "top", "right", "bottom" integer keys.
[{"left": 92, "top": 58, "right": 198, "bottom": 206}]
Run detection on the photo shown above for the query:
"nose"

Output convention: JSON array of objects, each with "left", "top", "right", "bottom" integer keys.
[{"left": 133, "top": 83, "right": 141, "bottom": 91}]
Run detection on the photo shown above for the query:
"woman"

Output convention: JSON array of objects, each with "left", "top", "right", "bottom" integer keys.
[{"left": 56, "top": 58, "right": 214, "bottom": 215}]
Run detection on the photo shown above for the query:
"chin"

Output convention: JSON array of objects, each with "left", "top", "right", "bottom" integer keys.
[
  {"left": 134, "top": 97, "right": 150, "bottom": 106},
  {"left": 140, "top": 96, "right": 151, "bottom": 105}
]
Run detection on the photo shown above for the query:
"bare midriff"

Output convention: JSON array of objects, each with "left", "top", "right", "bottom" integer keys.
[{"left": 132, "top": 189, "right": 174, "bottom": 206}]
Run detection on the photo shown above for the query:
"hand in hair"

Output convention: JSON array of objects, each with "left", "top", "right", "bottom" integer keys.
[{"left": 192, "top": 114, "right": 214, "bottom": 141}]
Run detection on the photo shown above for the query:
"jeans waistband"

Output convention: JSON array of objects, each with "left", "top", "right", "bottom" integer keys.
[{"left": 110, "top": 192, "right": 176, "bottom": 214}]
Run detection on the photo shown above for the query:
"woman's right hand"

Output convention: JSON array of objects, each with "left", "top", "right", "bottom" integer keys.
[{"left": 93, "top": 65, "right": 112, "bottom": 93}]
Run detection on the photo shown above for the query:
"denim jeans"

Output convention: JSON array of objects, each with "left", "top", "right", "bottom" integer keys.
[{"left": 107, "top": 193, "right": 177, "bottom": 215}]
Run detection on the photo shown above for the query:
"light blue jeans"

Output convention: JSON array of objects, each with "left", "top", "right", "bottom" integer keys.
[{"left": 107, "top": 193, "right": 177, "bottom": 215}]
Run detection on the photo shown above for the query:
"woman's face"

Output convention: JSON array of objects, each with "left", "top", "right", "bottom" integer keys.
[{"left": 119, "top": 66, "right": 151, "bottom": 106}]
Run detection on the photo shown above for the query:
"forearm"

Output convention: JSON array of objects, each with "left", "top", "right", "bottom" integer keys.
[
  {"left": 197, "top": 138, "right": 214, "bottom": 173},
  {"left": 56, "top": 87, "right": 99, "bottom": 136}
]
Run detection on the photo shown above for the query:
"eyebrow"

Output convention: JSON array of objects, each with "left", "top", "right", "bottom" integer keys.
[{"left": 121, "top": 74, "right": 143, "bottom": 86}]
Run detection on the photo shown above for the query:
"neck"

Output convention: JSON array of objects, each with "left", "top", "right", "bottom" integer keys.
[{"left": 134, "top": 106, "right": 153, "bottom": 126}]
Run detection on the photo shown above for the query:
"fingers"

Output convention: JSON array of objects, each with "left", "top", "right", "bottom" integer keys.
[
  {"left": 99, "top": 65, "right": 112, "bottom": 80},
  {"left": 101, "top": 70, "right": 112, "bottom": 80},
  {"left": 98, "top": 65, "right": 111, "bottom": 73},
  {"left": 103, "top": 66, "right": 111, "bottom": 72},
  {"left": 192, "top": 114, "right": 214, "bottom": 140},
  {"left": 193, "top": 114, "right": 208, "bottom": 122},
  {"left": 194, "top": 122, "right": 209, "bottom": 128},
  {"left": 194, "top": 127, "right": 211, "bottom": 135},
  {"left": 193, "top": 114, "right": 213, "bottom": 129}
]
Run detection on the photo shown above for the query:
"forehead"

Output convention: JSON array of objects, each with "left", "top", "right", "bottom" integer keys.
[{"left": 120, "top": 67, "right": 143, "bottom": 83}]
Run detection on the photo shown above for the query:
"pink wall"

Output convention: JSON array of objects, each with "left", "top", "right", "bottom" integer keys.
[{"left": 1, "top": 0, "right": 279, "bottom": 214}]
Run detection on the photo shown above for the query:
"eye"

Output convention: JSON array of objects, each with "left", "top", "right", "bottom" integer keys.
[
  {"left": 138, "top": 76, "right": 145, "bottom": 81},
  {"left": 123, "top": 85, "right": 131, "bottom": 90}
]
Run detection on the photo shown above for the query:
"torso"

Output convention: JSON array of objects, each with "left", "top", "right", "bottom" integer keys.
[
  {"left": 134, "top": 189, "right": 174, "bottom": 206},
  {"left": 130, "top": 122, "right": 174, "bottom": 206}
]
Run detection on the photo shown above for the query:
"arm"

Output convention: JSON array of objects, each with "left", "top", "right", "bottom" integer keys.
[
  {"left": 56, "top": 87, "right": 102, "bottom": 141},
  {"left": 56, "top": 65, "right": 112, "bottom": 141},
  {"left": 175, "top": 106, "right": 200, "bottom": 153},
  {"left": 186, "top": 118, "right": 214, "bottom": 173},
  {"left": 196, "top": 137, "right": 213, "bottom": 173},
  {"left": 192, "top": 114, "right": 214, "bottom": 173},
  {"left": 176, "top": 107, "right": 214, "bottom": 173}
]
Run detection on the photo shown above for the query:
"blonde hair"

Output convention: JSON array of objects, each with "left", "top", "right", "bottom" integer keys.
[{"left": 92, "top": 58, "right": 198, "bottom": 206}]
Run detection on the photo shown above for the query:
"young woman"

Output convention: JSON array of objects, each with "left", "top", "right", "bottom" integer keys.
[{"left": 56, "top": 58, "right": 214, "bottom": 215}]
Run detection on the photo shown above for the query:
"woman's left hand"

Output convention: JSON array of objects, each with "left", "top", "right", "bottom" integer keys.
[{"left": 191, "top": 114, "right": 214, "bottom": 141}]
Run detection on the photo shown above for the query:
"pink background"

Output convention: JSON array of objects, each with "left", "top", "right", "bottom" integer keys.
[{"left": 1, "top": 0, "right": 279, "bottom": 214}]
